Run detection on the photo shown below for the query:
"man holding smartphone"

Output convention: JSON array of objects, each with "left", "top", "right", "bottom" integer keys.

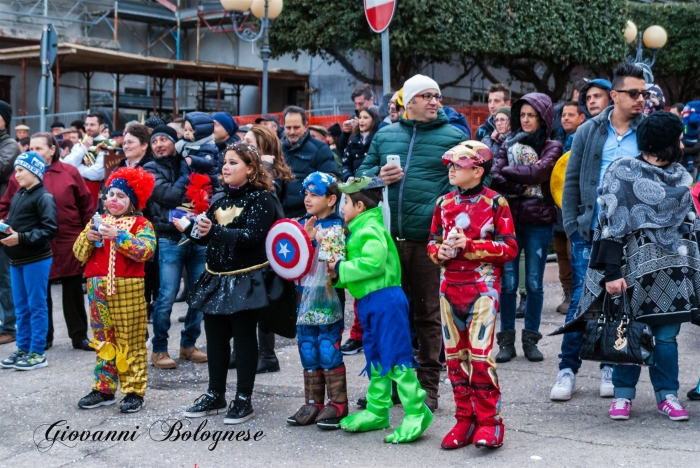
[{"left": 355, "top": 74, "right": 468, "bottom": 411}]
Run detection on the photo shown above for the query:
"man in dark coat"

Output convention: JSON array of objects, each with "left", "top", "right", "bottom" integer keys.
[
  {"left": 280, "top": 106, "right": 339, "bottom": 218},
  {"left": 475, "top": 83, "right": 512, "bottom": 141},
  {"left": 143, "top": 125, "right": 208, "bottom": 370}
]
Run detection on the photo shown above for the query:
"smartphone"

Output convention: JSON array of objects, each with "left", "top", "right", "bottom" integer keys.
[{"left": 386, "top": 155, "right": 401, "bottom": 168}]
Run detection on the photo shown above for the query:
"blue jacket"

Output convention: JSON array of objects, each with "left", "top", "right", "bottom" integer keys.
[
  {"left": 281, "top": 131, "right": 339, "bottom": 218},
  {"left": 443, "top": 106, "right": 471, "bottom": 139},
  {"left": 179, "top": 112, "right": 220, "bottom": 190}
]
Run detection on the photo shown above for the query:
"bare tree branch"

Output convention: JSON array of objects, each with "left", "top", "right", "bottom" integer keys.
[
  {"left": 325, "top": 49, "right": 381, "bottom": 86},
  {"left": 438, "top": 57, "right": 478, "bottom": 89}
]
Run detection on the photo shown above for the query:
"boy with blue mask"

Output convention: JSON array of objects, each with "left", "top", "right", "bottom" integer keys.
[{"left": 286, "top": 172, "right": 349, "bottom": 430}]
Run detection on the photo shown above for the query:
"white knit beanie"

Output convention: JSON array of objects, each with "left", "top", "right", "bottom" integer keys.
[{"left": 402, "top": 74, "right": 440, "bottom": 105}]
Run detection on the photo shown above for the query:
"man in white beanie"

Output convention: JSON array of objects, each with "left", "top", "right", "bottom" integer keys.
[{"left": 354, "top": 74, "right": 468, "bottom": 412}]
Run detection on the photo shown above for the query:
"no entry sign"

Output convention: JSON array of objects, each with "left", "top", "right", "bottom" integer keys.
[{"left": 364, "top": 0, "right": 396, "bottom": 33}]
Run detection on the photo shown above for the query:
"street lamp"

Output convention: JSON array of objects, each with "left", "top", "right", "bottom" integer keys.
[
  {"left": 221, "top": 0, "right": 283, "bottom": 113},
  {"left": 625, "top": 21, "right": 668, "bottom": 68}
]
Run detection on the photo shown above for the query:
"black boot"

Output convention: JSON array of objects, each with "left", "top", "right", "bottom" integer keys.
[
  {"left": 521, "top": 329, "right": 544, "bottom": 362},
  {"left": 495, "top": 330, "right": 516, "bottom": 363},
  {"left": 256, "top": 328, "right": 280, "bottom": 374}
]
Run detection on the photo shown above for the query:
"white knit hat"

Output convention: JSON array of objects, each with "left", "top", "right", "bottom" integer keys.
[{"left": 402, "top": 74, "right": 440, "bottom": 105}]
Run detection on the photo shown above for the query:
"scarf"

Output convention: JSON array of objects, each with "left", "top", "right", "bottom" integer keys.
[
  {"left": 597, "top": 156, "right": 693, "bottom": 253},
  {"left": 490, "top": 129, "right": 510, "bottom": 146},
  {"left": 176, "top": 134, "right": 216, "bottom": 157},
  {"left": 503, "top": 127, "right": 547, "bottom": 155}
]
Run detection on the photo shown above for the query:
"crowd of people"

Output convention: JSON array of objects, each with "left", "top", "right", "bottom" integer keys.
[{"left": 1, "top": 59, "right": 700, "bottom": 450}]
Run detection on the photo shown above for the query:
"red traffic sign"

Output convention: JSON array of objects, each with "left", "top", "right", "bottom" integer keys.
[{"left": 364, "top": 0, "right": 396, "bottom": 33}]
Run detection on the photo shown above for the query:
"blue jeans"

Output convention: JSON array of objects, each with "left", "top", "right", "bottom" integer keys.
[
  {"left": 500, "top": 224, "right": 554, "bottom": 333},
  {"left": 0, "top": 247, "right": 15, "bottom": 334},
  {"left": 557, "top": 231, "right": 592, "bottom": 373},
  {"left": 151, "top": 238, "right": 206, "bottom": 353},
  {"left": 612, "top": 322, "right": 681, "bottom": 404},
  {"left": 11, "top": 258, "right": 52, "bottom": 354}
]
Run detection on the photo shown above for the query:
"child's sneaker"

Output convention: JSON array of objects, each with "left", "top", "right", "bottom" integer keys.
[
  {"left": 0, "top": 349, "right": 26, "bottom": 369},
  {"left": 609, "top": 398, "right": 631, "bottom": 420},
  {"left": 79, "top": 390, "right": 116, "bottom": 409},
  {"left": 657, "top": 394, "right": 689, "bottom": 421},
  {"left": 120, "top": 394, "right": 145, "bottom": 413},
  {"left": 14, "top": 352, "right": 47, "bottom": 370},
  {"left": 184, "top": 390, "right": 227, "bottom": 418},
  {"left": 224, "top": 392, "right": 254, "bottom": 424}
]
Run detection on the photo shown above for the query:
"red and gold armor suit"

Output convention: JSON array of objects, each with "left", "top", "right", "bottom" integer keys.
[{"left": 428, "top": 185, "right": 517, "bottom": 448}]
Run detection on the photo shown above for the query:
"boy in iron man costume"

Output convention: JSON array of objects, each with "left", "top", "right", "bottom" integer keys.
[{"left": 428, "top": 141, "right": 517, "bottom": 449}]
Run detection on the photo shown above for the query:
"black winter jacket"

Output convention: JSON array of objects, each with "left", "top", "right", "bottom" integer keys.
[
  {"left": 4, "top": 183, "right": 58, "bottom": 265},
  {"left": 341, "top": 131, "right": 375, "bottom": 181},
  {"left": 142, "top": 155, "right": 190, "bottom": 240},
  {"left": 281, "top": 131, "right": 339, "bottom": 218}
]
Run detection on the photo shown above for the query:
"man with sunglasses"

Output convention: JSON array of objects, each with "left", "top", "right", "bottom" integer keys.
[
  {"left": 355, "top": 74, "right": 468, "bottom": 412},
  {"left": 552, "top": 62, "right": 647, "bottom": 402}
]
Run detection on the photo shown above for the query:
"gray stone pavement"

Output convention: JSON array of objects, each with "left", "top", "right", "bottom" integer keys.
[{"left": 2, "top": 263, "right": 700, "bottom": 467}]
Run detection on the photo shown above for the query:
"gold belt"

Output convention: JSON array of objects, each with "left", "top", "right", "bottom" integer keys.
[{"left": 205, "top": 261, "right": 269, "bottom": 276}]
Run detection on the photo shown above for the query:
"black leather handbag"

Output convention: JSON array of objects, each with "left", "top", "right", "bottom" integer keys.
[{"left": 580, "top": 292, "right": 655, "bottom": 366}]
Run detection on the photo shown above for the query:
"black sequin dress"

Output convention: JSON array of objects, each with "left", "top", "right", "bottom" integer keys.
[{"left": 189, "top": 183, "right": 279, "bottom": 315}]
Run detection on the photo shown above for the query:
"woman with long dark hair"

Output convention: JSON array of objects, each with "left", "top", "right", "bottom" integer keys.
[
  {"left": 340, "top": 106, "right": 381, "bottom": 181},
  {"left": 0, "top": 132, "right": 94, "bottom": 351}
]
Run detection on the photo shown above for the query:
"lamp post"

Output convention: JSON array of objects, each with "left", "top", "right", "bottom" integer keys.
[
  {"left": 624, "top": 20, "right": 668, "bottom": 69},
  {"left": 221, "top": 0, "right": 283, "bottom": 114}
]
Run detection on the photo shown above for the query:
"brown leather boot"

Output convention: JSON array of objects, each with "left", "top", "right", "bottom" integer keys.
[
  {"left": 315, "top": 364, "right": 349, "bottom": 430},
  {"left": 286, "top": 369, "right": 325, "bottom": 426},
  {"left": 150, "top": 351, "right": 176, "bottom": 369},
  {"left": 180, "top": 346, "right": 208, "bottom": 363}
]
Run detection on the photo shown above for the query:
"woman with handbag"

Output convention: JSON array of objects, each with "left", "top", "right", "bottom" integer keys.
[{"left": 558, "top": 112, "right": 700, "bottom": 422}]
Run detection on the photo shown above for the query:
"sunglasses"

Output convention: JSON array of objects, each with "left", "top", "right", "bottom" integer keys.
[{"left": 614, "top": 89, "right": 650, "bottom": 100}]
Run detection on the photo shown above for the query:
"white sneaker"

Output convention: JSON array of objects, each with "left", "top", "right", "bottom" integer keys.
[
  {"left": 600, "top": 366, "right": 614, "bottom": 398},
  {"left": 550, "top": 368, "right": 576, "bottom": 401}
]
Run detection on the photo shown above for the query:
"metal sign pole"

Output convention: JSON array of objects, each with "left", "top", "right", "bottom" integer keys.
[{"left": 381, "top": 27, "right": 390, "bottom": 94}]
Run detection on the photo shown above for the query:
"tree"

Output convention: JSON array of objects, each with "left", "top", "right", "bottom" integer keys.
[
  {"left": 629, "top": 2, "right": 700, "bottom": 104},
  {"left": 269, "top": 0, "right": 629, "bottom": 100}
]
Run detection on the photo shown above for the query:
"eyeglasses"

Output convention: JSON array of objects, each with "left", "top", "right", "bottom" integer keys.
[
  {"left": 446, "top": 162, "right": 478, "bottom": 171},
  {"left": 388, "top": 101, "right": 399, "bottom": 109},
  {"left": 615, "top": 89, "right": 650, "bottom": 100},
  {"left": 494, "top": 118, "right": 509, "bottom": 124},
  {"left": 419, "top": 93, "right": 443, "bottom": 102},
  {"left": 520, "top": 113, "right": 538, "bottom": 120}
]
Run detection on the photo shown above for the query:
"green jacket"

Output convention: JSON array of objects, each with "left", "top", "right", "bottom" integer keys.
[
  {"left": 334, "top": 207, "right": 401, "bottom": 299},
  {"left": 356, "top": 108, "right": 468, "bottom": 242}
]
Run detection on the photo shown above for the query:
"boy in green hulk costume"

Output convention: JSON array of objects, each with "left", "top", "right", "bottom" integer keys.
[{"left": 327, "top": 176, "right": 433, "bottom": 444}]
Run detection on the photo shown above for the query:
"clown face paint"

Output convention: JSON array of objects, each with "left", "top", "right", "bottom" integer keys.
[{"left": 106, "top": 188, "right": 131, "bottom": 216}]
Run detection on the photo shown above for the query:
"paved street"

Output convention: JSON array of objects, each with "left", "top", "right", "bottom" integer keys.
[{"left": 2, "top": 263, "right": 700, "bottom": 467}]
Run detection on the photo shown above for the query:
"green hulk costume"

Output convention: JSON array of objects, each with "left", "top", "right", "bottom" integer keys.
[{"left": 333, "top": 178, "right": 433, "bottom": 443}]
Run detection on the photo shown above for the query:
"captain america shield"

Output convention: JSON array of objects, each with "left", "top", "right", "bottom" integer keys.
[{"left": 265, "top": 219, "right": 313, "bottom": 281}]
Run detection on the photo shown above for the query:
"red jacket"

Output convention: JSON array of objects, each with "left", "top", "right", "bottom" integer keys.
[
  {"left": 82, "top": 215, "right": 155, "bottom": 279},
  {"left": 428, "top": 186, "right": 518, "bottom": 284},
  {"left": 0, "top": 160, "right": 94, "bottom": 279}
]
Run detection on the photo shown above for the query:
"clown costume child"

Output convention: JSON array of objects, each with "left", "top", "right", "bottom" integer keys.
[{"left": 73, "top": 166, "right": 156, "bottom": 413}]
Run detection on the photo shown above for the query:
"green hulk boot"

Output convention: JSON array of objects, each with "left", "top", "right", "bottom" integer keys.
[
  {"left": 384, "top": 365, "right": 434, "bottom": 444},
  {"left": 339, "top": 364, "right": 391, "bottom": 432}
]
